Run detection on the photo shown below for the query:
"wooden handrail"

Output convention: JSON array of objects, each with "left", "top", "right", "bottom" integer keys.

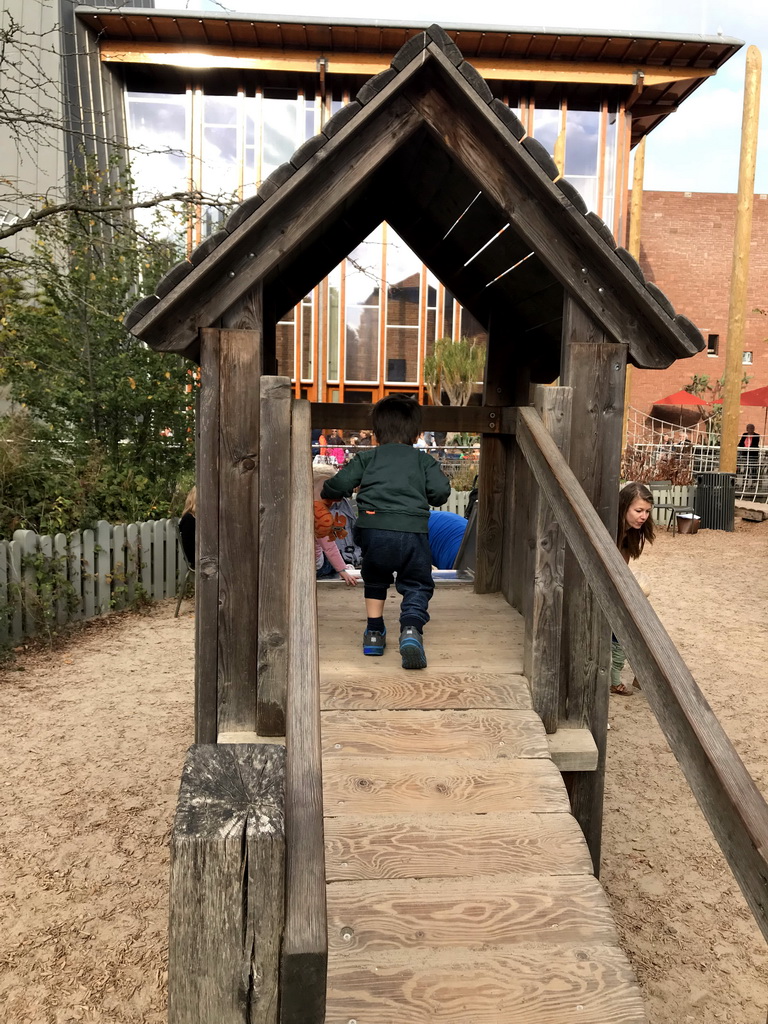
[
  {"left": 517, "top": 405, "right": 768, "bottom": 942},
  {"left": 281, "top": 399, "right": 327, "bottom": 1024}
]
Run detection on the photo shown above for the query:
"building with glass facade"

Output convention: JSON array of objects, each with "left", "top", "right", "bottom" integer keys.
[{"left": 5, "top": 4, "right": 741, "bottom": 404}]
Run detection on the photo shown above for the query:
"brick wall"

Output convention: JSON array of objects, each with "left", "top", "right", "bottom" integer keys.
[{"left": 631, "top": 190, "right": 768, "bottom": 435}]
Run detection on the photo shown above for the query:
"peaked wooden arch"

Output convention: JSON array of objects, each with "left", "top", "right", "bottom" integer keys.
[
  {"left": 126, "top": 27, "right": 706, "bottom": 817},
  {"left": 126, "top": 23, "right": 703, "bottom": 385}
]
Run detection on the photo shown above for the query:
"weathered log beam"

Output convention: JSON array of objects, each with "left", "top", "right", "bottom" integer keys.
[
  {"left": 169, "top": 743, "right": 285, "bottom": 1024},
  {"left": 310, "top": 402, "right": 514, "bottom": 434},
  {"left": 524, "top": 385, "right": 571, "bottom": 734}
]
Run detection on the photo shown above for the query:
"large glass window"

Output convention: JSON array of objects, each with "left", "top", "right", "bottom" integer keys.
[
  {"left": 424, "top": 270, "right": 439, "bottom": 360},
  {"left": 345, "top": 228, "right": 382, "bottom": 383},
  {"left": 602, "top": 107, "right": 619, "bottom": 231},
  {"left": 300, "top": 295, "right": 314, "bottom": 381},
  {"left": 532, "top": 106, "right": 560, "bottom": 155},
  {"left": 564, "top": 108, "right": 600, "bottom": 214},
  {"left": 327, "top": 266, "right": 341, "bottom": 383},
  {"left": 124, "top": 80, "right": 627, "bottom": 400},
  {"left": 276, "top": 309, "right": 295, "bottom": 379},
  {"left": 126, "top": 92, "right": 189, "bottom": 235},
  {"left": 262, "top": 88, "right": 302, "bottom": 180},
  {"left": 384, "top": 227, "right": 421, "bottom": 384},
  {"left": 201, "top": 94, "right": 241, "bottom": 235}
]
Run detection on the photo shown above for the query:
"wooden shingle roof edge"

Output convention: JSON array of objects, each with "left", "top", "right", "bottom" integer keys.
[{"left": 124, "top": 23, "right": 704, "bottom": 370}]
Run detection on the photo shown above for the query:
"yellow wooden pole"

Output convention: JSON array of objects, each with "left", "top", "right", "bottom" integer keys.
[
  {"left": 622, "top": 137, "right": 646, "bottom": 448},
  {"left": 553, "top": 129, "right": 566, "bottom": 179},
  {"left": 720, "top": 45, "right": 762, "bottom": 472}
]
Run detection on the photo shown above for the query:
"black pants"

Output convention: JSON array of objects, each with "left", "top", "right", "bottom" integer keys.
[{"left": 356, "top": 527, "right": 434, "bottom": 630}]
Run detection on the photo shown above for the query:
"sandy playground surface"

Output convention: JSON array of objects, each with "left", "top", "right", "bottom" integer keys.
[{"left": 0, "top": 518, "right": 766, "bottom": 1023}]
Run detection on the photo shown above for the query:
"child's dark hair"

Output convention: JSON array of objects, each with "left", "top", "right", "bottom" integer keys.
[
  {"left": 617, "top": 481, "right": 655, "bottom": 561},
  {"left": 371, "top": 395, "right": 422, "bottom": 445}
]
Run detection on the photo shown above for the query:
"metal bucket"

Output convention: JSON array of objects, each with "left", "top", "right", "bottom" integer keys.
[{"left": 676, "top": 513, "right": 701, "bottom": 535}]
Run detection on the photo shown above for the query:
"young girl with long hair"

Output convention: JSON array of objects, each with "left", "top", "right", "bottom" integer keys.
[{"left": 611, "top": 481, "right": 655, "bottom": 695}]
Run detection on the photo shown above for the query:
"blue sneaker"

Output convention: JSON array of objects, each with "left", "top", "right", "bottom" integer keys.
[
  {"left": 399, "top": 626, "right": 427, "bottom": 670},
  {"left": 362, "top": 628, "right": 386, "bottom": 656}
]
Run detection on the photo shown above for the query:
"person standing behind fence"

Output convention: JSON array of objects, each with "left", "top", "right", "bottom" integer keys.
[
  {"left": 320, "top": 395, "right": 451, "bottom": 669},
  {"left": 179, "top": 486, "right": 196, "bottom": 568},
  {"left": 327, "top": 428, "right": 347, "bottom": 466},
  {"left": 611, "top": 481, "right": 655, "bottom": 696},
  {"left": 738, "top": 424, "right": 761, "bottom": 482}
]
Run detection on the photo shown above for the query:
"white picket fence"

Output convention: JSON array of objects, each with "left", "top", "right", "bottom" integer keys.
[
  {"left": 0, "top": 518, "right": 185, "bottom": 645},
  {"left": 0, "top": 493, "right": 474, "bottom": 646},
  {"left": 437, "top": 490, "right": 471, "bottom": 516},
  {"left": 648, "top": 484, "right": 696, "bottom": 528}
]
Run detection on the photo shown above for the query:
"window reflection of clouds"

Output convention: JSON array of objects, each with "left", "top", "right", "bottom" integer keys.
[
  {"left": 564, "top": 110, "right": 599, "bottom": 177},
  {"left": 345, "top": 229, "right": 382, "bottom": 306},
  {"left": 127, "top": 93, "right": 189, "bottom": 230},
  {"left": 202, "top": 96, "right": 239, "bottom": 193},
  {"left": 532, "top": 107, "right": 559, "bottom": 154},
  {"left": 386, "top": 227, "right": 420, "bottom": 301},
  {"left": 345, "top": 228, "right": 382, "bottom": 382},
  {"left": 262, "top": 97, "right": 299, "bottom": 178},
  {"left": 204, "top": 98, "right": 237, "bottom": 125},
  {"left": 203, "top": 126, "right": 239, "bottom": 193},
  {"left": 602, "top": 111, "right": 619, "bottom": 230}
]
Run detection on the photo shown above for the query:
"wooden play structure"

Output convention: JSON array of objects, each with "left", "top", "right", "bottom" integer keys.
[{"left": 126, "top": 26, "right": 768, "bottom": 1024}]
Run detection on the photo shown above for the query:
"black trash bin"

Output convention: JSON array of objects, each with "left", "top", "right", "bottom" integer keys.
[{"left": 694, "top": 472, "right": 736, "bottom": 531}]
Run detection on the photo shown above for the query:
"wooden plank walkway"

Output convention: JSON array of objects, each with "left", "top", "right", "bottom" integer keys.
[{"left": 319, "top": 585, "right": 647, "bottom": 1023}]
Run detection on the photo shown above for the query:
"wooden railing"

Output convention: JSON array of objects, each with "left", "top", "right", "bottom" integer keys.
[
  {"left": 516, "top": 404, "right": 768, "bottom": 943},
  {"left": 281, "top": 398, "right": 328, "bottom": 1024}
]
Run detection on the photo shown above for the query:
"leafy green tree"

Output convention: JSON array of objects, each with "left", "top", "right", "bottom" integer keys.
[
  {"left": 685, "top": 371, "right": 751, "bottom": 443},
  {"left": 0, "top": 162, "right": 196, "bottom": 534}
]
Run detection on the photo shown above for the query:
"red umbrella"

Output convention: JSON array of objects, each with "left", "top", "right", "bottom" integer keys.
[
  {"left": 716, "top": 384, "right": 768, "bottom": 435},
  {"left": 654, "top": 390, "right": 709, "bottom": 406},
  {"left": 651, "top": 389, "right": 709, "bottom": 429},
  {"left": 738, "top": 384, "right": 768, "bottom": 407}
]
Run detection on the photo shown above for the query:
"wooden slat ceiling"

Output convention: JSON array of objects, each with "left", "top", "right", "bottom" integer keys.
[
  {"left": 76, "top": 8, "right": 742, "bottom": 145},
  {"left": 124, "top": 26, "right": 707, "bottom": 384}
]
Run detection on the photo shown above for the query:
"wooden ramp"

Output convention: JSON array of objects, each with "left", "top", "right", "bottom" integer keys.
[{"left": 319, "top": 585, "right": 646, "bottom": 1024}]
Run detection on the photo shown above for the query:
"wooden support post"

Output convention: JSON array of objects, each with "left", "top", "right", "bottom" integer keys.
[
  {"left": 622, "top": 136, "right": 646, "bottom": 448},
  {"left": 196, "top": 328, "right": 221, "bottom": 744},
  {"left": 216, "top": 285, "right": 264, "bottom": 735},
  {"left": 281, "top": 399, "right": 327, "bottom": 1024},
  {"left": 721, "top": 46, "right": 762, "bottom": 473},
  {"left": 507, "top": 438, "right": 529, "bottom": 613},
  {"left": 257, "top": 376, "right": 292, "bottom": 736},
  {"left": 476, "top": 316, "right": 519, "bottom": 595},
  {"left": 169, "top": 743, "right": 285, "bottom": 1024},
  {"left": 475, "top": 435, "right": 506, "bottom": 593},
  {"left": 504, "top": 365, "right": 532, "bottom": 611},
  {"left": 524, "top": 385, "right": 572, "bottom": 734},
  {"left": 559, "top": 296, "right": 626, "bottom": 873},
  {"left": 500, "top": 438, "right": 517, "bottom": 607}
]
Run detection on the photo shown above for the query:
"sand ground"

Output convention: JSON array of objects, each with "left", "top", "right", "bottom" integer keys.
[{"left": 0, "top": 519, "right": 766, "bottom": 1023}]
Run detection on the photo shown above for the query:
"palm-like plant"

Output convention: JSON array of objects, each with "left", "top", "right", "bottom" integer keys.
[{"left": 424, "top": 336, "right": 485, "bottom": 406}]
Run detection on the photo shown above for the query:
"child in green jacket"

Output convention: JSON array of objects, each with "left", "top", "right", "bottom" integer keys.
[{"left": 321, "top": 396, "right": 451, "bottom": 669}]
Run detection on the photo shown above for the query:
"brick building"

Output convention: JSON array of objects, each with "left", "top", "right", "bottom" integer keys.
[{"left": 631, "top": 190, "right": 768, "bottom": 434}]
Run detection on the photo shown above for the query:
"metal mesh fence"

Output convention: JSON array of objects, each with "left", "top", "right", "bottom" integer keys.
[{"left": 623, "top": 407, "right": 767, "bottom": 501}]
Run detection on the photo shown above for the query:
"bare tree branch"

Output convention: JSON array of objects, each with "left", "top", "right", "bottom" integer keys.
[{"left": 0, "top": 190, "right": 233, "bottom": 243}]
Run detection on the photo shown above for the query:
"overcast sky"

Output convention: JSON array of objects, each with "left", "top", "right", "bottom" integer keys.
[{"left": 160, "top": 0, "right": 768, "bottom": 194}]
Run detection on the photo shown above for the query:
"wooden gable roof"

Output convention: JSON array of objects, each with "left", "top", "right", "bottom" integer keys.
[{"left": 125, "top": 24, "right": 704, "bottom": 381}]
